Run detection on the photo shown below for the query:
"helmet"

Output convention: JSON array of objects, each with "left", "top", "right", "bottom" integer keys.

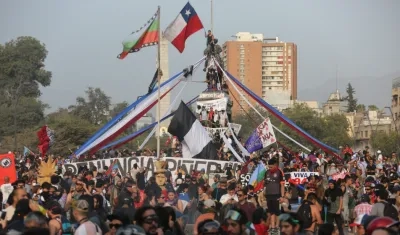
[{"left": 366, "top": 217, "right": 400, "bottom": 235}]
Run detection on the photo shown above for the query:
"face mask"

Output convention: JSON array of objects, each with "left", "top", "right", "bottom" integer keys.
[{"left": 103, "top": 189, "right": 106, "bottom": 194}]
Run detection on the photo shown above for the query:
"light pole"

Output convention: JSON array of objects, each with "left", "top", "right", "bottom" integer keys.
[{"left": 210, "top": 0, "right": 214, "bottom": 33}]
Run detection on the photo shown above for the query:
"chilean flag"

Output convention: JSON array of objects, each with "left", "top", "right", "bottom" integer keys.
[{"left": 164, "top": 2, "right": 204, "bottom": 53}]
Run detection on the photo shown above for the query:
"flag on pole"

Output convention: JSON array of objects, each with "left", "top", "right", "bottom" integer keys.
[
  {"left": 245, "top": 117, "right": 276, "bottom": 153},
  {"left": 248, "top": 162, "right": 266, "bottom": 192},
  {"left": 23, "top": 146, "right": 34, "bottom": 157},
  {"left": 105, "top": 159, "right": 119, "bottom": 176},
  {"left": 164, "top": 2, "right": 204, "bottom": 53},
  {"left": 0, "top": 153, "right": 17, "bottom": 185},
  {"left": 37, "top": 125, "right": 55, "bottom": 157},
  {"left": 168, "top": 101, "right": 218, "bottom": 159},
  {"left": 118, "top": 9, "right": 160, "bottom": 60}
]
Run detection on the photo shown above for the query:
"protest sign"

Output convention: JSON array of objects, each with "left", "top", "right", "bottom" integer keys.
[
  {"left": 63, "top": 156, "right": 241, "bottom": 178},
  {"left": 245, "top": 118, "right": 276, "bottom": 153},
  {"left": 332, "top": 172, "right": 347, "bottom": 181},
  {"left": 196, "top": 98, "right": 228, "bottom": 111},
  {"left": 289, "top": 172, "right": 320, "bottom": 185}
]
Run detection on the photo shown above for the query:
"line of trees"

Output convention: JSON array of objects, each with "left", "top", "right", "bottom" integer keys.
[{"left": 0, "top": 37, "right": 140, "bottom": 155}]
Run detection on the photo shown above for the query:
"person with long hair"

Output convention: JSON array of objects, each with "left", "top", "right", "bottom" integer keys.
[
  {"left": 324, "top": 180, "right": 344, "bottom": 235},
  {"left": 166, "top": 191, "right": 183, "bottom": 213},
  {"left": 164, "top": 207, "right": 185, "bottom": 235}
]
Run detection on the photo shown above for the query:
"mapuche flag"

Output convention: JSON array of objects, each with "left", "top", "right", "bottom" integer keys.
[{"left": 117, "top": 9, "right": 160, "bottom": 60}]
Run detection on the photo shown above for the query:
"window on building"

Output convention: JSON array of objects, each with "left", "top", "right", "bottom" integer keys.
[{"left": 365, "top": 131, "right": 368, "bottom": 138}]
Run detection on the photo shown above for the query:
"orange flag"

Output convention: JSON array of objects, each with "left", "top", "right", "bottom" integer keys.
[{"left": 0, "top": 153, "right": 17, "bottom": 185}]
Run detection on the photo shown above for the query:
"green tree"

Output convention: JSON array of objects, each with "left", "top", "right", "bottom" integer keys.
[
  {"left": 368, "top": 105, "right": 379, "bottom": 111},
  {"left": 370, "top": 131, "right": 399, "bottom": 155},
  {"left": 71, "top": 87, "right": 111, "bottom": 125},
  {"left": 110, "top": 101, "right": 129, "bottom": 118},
  {"left": 46, "top": 108, "right": 98, "bottom": 155},
  {"left": 345, "top": 83, "right": 357, "bottom": 112},
  {"left": 321, "top": 114, "right": 352, "bottom": 148},
  {"left": 0, "top": 36, "right": 52, "bottom": 149},
  {"left": 356, "top": 104, "right": 366, "bottom": 112},
  {"left": 232, "top": 103, "right": 351, "bottom": 152}
]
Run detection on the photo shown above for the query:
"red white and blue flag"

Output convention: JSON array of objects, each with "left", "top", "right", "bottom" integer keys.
[{"left": 164, "top": 2, "right": 204, "bottom": 53}]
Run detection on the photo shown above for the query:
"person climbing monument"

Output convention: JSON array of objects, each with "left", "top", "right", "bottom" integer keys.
[{"left": 204, "top": 38, "right": 223, "bottom": 71}]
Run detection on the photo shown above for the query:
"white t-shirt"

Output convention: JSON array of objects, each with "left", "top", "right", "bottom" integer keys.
[
  {"left": 5, "top": 205, "right": 15, "bottom": 221},
  {"left": 219, "top": 194, "right": 238, "bottom": 204},
  {"left": 75, "top": 221, "right": 102, "bottom": 235},
  {"left": 1, "top": 183, "right": 14, "bottom": 204}
]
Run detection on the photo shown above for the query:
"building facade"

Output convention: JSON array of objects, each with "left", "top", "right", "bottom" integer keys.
[
  {"left": 322, "top": 90, "right": 348, "bottom": 116},
  {"left": 351, "top": 111, "right": 392, "bottom": 150},
  {"left": 222, "top": 32, "right": 297, "bottom": 116}
]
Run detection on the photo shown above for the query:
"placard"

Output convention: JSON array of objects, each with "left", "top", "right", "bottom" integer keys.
[
  {"left": 63, "top": 156, "right": 241, "bottom": 178},
  {"left": 196, "top": 98, "right": 228, "bottom": 111},
  {"left": 289, "top": 172, "right": 320, "bottom": 185}
]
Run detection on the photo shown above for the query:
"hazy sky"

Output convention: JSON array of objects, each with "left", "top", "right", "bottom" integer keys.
[{"left": 1, "top": 0, "right": 399, "bottom": 113}]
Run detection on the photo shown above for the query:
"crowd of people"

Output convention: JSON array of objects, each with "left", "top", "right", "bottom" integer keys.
[
  {"left": 0, "top": 144, "right": 399, "bottom": 235},
  {"left": 0, "top": 32, "right": 399, "bottom": 235}
]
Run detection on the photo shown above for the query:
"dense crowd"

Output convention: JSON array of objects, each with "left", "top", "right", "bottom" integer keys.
[{"left": 0, "top": 145, "right": 399, "bottom": 235}]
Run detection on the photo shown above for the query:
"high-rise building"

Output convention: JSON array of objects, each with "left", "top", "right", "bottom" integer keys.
[{"left": 222, "top": 32, "right": 297, "bottom": 116}]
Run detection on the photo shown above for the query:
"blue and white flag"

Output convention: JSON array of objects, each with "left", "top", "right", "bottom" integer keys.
[
  {"left": 244, "top": 118, "right": 276, "bottom": 153},
  {"left": 23, "top": 146, "right": 34, "bottom": 157}
]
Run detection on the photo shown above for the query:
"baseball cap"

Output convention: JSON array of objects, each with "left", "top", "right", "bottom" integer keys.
[
  {"left": 350, "top": 214, "right": 366, "bottom": 227},
  {"left": 107, "top": 213, "right": 124, "bottom": 222},
  {"left": 204, "top": 199, "right": 216, "bottom": 208},
  {"left": 122, "top": 197, "right": 133, "bottom": 206},
  {"left": 72, "top": 200, "right": 89, "bottom": 212},
  {"left": 392, "top": 185, "right": 400, "bottom": 193}
]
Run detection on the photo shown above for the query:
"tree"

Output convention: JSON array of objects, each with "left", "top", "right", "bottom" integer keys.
[
  {"left": 370, "top": 131, "right": 399, "bottom": 155},
  {"left": 368, "top": 105, "right": 379, "bottom": 111},
  {"left": 46, "top": 108, "right": 98, "bottom": 156},
  {"left": 356, "top": 104, "right": 366, "bottom": 112},
  {"left": 0, "top": 36, "right": 52, "bottom": 150},
  {"left": 110, "top": 101, "right": 129, "bottom": 118},
  {"left": 321, "top": 114, "right": 352, "bottom": 148},
  {"left": 71, "top": 87, "right": 111, "bottom": 125},
  {"left": 232, "top": 103, "right": 352, "bottom": 152},
  {"left": 346, "top": 83, "right": 357, "bottom": 112}
]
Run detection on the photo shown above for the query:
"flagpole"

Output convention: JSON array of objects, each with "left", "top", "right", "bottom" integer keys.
[
  {"left": 210, "top": 0, "right": 214, "bottom": 32},
  {"left": 157, "top": 5, "right": 161, "bottom": 159}
]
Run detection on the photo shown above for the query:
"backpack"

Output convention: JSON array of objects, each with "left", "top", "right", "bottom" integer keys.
[
  {"left": 60, "top": 215, "right": 72, "bottom": 235},
  {"left": 381, "top": 201, "right": 399, "bottom": 220},
  {"left": 297, "top": 200, "right": 313, "bottom": 229}
]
